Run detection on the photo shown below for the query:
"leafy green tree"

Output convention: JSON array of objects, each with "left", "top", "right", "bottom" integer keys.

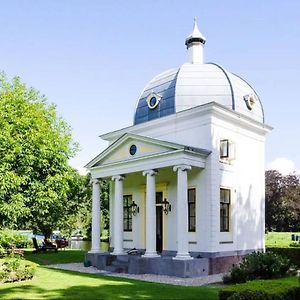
[
  {"left": 60, "top": 173, "right": 110, "bottom": 239},
  {"left": 0, "top": 73, "right": 78, "bottom": 237},
  {"left": 265, "top": 170, "right": 300, "bottom": 232}
]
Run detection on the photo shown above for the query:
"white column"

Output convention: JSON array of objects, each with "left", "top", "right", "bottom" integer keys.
[
  {"left": 142, "top": 169, "right": 159, "bottom": 257},
  {"left": 112, "top": 175, "right": 125, "bottom": 255},
  {"left": 173, "top": 165, "right": 193, "bottom": 260},
  {"left": 90, "top": 178, "right": 102, "bottom": 253}
]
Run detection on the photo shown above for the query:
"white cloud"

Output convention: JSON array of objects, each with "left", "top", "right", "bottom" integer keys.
[{"left": 267, "top": 157, "right": 297, "bottom": 175}]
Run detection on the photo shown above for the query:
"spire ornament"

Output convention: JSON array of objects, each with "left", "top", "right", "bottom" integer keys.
[{"left": 185, "top": 18, "right": 206, "bottom": 64}]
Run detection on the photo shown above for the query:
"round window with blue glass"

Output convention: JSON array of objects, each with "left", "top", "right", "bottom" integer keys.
[
  {"left": 149, "top": 97, "right": 157, "bottom": 107},
  {"left": 146, "top": 92, "right": 161, "bottom": 109},
  {"left": 129, "top": 144, "right": 137, "bottom": 156}
]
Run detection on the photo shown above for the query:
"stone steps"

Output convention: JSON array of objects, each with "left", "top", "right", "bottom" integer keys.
[{"left": 105, "top": 256, "right": 129, "bottom": 273}]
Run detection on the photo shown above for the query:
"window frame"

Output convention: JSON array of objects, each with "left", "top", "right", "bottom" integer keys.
[
  {"left": 220, "top": 139, "right": 229, "bottom": 159},
  {"left": 220, "top": 188, "right": 231, "bottom": 232},
  {"left": 123, "top": 194, "right": 133, "bottom": 232},
  {"left": 188, "top": 188, "right": 196, "bottom": 232}
]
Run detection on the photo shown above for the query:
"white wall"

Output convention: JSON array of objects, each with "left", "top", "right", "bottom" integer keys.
[{"left": 103, "top": 104, "right": 269, "bottom": 254}]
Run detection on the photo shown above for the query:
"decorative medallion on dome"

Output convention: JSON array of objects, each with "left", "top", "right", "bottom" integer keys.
[
  {"left": 146, "top": 92, "right": 162, "bottom": 110},
  {"left": 243, "top": 94, "right": 257, "bottom": 110}
]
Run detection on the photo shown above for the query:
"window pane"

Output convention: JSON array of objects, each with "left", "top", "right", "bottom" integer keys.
[
  {"left": 123, "top": 195, "right": 132, "bottom": 232},
  {"left": 188, "top": 188, "right": 196, "bottom": 232},
  {"left": 220, "top": 140, "right": 229, "bottom": 158},
  {"left": 220, "top": 189, "right": 230, "bottom": 232}
]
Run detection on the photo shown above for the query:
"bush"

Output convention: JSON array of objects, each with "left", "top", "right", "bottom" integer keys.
[
  {"left": 223, "top": 251, "right": 290, "bottom": 284},
  {"left": 0, "top": 255, "right": 37, "bottom": 283},
  {"left": 289, "top": 242, "right": 300, "bottom": 247},
  {"left": 0, "top": 230, "right": 32, "bottom": 254},
  {"left": 227, "top": 290, "right": 269, "bottom": 300},
  {"left": 223, "top": 266, "right": 247, "bottom": 284},
  {"left": 267, "top": 247, "right": 300, "bottom": 268},
  {"left": 221, "top": 287, "right": 300, "bottom": 300},
  {"left": 219, "top": 277, "right": 300, "bottom": 300}
]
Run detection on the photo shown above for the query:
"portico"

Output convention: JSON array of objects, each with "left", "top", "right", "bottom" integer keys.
[{"left": 86, "top": 133, "right": 210, "bottom": 259}]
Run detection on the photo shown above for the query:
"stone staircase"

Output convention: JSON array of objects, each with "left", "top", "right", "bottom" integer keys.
[{"left": 105, "top": 255, "right": 129, "bottom": 273}]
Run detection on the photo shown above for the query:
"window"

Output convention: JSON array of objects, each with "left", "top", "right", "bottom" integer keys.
[
  {"left": 220, "top": 139, "right": 229, "bottom": 158},
  {"left": 220, "top": 139, "right": 235, "bottom": 161},
  {"left": 123, "top": 195, "right": 132, "bottom": 232},
  {"left": 220, "top": 188, "right": 231, "bottom": 232},
  {"left": 188, "top": 188, "right": 196, "bottom": 232}
]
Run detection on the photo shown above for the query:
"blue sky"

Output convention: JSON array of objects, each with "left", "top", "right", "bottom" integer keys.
[{"left": 0, "top": 1, "right": 299, "bottom": 175}]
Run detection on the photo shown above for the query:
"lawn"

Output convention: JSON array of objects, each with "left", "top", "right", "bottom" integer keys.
[
  {"left": 0, "top": 267, "right": 220, "bottom": 300},
  {"left": 265, "top": 231, "right": 300, "bottom": 248},
  {"left": 0, "top": 250, "right": 220, "bottom": 300},
  {"left": 24, "top": 249, "right": 86, "bottom": 265}
]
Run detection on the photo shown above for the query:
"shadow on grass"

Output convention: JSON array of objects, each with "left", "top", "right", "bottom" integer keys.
[{"left": 0, "top": 268, "right": 219, "bottom": 300}]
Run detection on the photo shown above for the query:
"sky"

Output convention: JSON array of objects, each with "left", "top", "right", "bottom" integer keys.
[{"left": 0, "top": 0, "right": 299, "bottom": 175}]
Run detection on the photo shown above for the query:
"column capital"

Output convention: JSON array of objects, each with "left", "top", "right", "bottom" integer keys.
[
  {"left": 142, "top": 169, "right": 158, "bottom": 177},
  {"left": 111, "top": 175, "right": 125, "bottom": 181},
  {"left": 90, "top": 178, "right": 100, "bottom": 185},
  {"left": 173, "top": 164, "right": 192, "bottom": 172}
]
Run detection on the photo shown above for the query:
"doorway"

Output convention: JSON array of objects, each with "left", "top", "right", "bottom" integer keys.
[{"left": 156, "top": 192, "right": 163, "bottom": 253}]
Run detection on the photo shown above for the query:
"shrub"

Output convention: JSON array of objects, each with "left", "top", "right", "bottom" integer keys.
[
  {"left": 223, "top": 251, "right": 290, "bottom": 284},
  {"left": 223, "top": 266, "right": 247, "bottom": 284},
  {"left": 267, "top": 247, "right": 300, "bottom": 268},
  {"left": 0, "top": 230, "right": 32, "bottom": 252},
  {"left": 289, "top": 242, "right": 300, "bottom": 247},
  {"left": 222, "top": 288, "right": 300, "bottom": 300},
  {"left": 227, "top": 290, "right": 270, "bottom": 300},
  {"left": 219, "top": 277, "right": 300, "bottom": 300},
  {"left": 0, "top": 255, "right": 37, "bottom": 283}
]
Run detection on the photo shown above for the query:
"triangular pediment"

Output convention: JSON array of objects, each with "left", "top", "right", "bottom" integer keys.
[{"left": 86, "top": 134, "right": 187, "bottom": 168}]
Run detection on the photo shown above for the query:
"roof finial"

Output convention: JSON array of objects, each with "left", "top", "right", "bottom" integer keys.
[{"left": 185, "top": 18, "right": 206, "bottom": 64}]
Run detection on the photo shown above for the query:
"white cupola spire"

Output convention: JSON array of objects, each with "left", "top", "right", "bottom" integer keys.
[{"left": 185, "top": 17, "right": 206, "bottom": 64}]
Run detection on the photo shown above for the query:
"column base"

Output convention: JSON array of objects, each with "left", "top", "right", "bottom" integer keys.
[
  {"left": 111, "top": 250, "right": 126, "bottom": 256},
  {"left": 142, "top": 251, "right": 160, "bottom": 258},
  {"left": 173, "top": 253, "right": 194, "bottom": 260},
  {"left": 88, "top": 249, "right": 103, "bottom": 254}
]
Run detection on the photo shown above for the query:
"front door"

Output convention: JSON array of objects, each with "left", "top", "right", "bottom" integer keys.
[{"left": 156, "top": 192, "right": 163, "bottom": 253}]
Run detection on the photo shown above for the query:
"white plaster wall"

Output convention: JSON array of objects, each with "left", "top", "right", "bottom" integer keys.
[{"left": 102, "top": 105, "right": 268, "bottom": 254}]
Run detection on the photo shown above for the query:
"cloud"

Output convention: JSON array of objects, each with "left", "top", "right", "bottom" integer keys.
[{"left": 267, "top": 157, "right": 298, "bottom": 175}]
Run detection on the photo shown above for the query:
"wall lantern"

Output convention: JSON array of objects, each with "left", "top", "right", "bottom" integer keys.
[
  {"left": 131, "top": 201, "right": 139, "bottom": 216},
  {"left": 162, "top": 198, "right": 171, "bottom": 215}
]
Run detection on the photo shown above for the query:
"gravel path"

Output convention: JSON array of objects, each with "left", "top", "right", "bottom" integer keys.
[{"left": 46, "top": 263, "right": 224, "bottom": 286}]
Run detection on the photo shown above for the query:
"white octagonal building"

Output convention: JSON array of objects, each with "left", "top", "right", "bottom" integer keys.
[{"left": 85, "top": 20, "right": 272, "bottom": 277}]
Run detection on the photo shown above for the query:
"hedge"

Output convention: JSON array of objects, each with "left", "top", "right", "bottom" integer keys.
[
  {"left": 266, "top": 247, "right": 300, "bottom": 268},
  {"left": 219, "top": 276, "right": 300, "bottom": 300}
]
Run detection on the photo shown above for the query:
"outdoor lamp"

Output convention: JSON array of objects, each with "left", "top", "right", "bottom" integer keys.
[
  {"left": 162, "top": 198, "right": 171, "bottom": 215},
  {"left": 131, "top": 201, "right": 139, "bottom": 216}
]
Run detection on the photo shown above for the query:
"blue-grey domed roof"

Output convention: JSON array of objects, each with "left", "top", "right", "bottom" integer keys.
[{"left": 134, "top": 62, "right": 264, "bottom": 125}]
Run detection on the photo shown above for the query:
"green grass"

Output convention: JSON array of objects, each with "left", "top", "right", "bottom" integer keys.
[
  {"left": 24, "top": 249, "right": 86, "bottom": 265},
  {"left": 0, "top": 267, "right": 220, "bottom": 299},
  {"left": 0, "top": 250, "right": 219, "bottom": 299},
  {"left": 265, "top": 232, "right": 300, "bottom": 248},
  {"left": 220, "top": 276, "right": 299, "bottom": 299}
]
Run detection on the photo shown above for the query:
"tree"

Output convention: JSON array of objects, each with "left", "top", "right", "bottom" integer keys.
[
  {"left": 60, "top": 173, "right": 110, "bottom": 239},
  {"left": 265, "top": 170, "right": 300, "bottom": 232},
  {"left": 0, "top": 73, "right": 78, "bottom": 237}
]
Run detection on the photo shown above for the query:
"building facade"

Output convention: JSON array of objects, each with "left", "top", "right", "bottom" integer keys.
[{"left": 85, "top": 20, "right": 272, "bottom": 277}]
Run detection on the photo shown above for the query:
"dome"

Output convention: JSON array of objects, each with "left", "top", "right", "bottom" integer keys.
[{"left": 134, "top": 20, "right": 264, "bottom": 125}]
